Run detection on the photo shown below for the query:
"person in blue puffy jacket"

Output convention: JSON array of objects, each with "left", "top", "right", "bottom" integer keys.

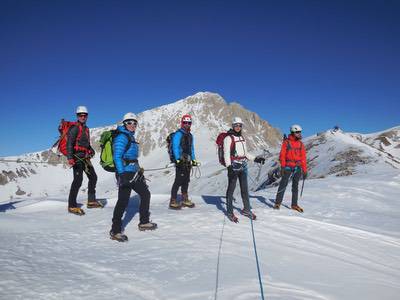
[
  {"left": 169, "top": 114, "right": 199, "bottom": 210},
  {"left": 109, "top": 112, "right": 157, "bottom": 242}
]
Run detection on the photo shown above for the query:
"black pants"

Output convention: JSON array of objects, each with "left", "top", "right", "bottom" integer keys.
[
  {"left": 226, "top": 167, "right": 250, "bottom": 214},
  {"left": 112, "top": 172, "right": 151, "bottom": 233},
  {"left": 170, "top": 164, "right": 191, "bottom": 199},
  {"left": 68, "top": 160, "right": 97, "bottom": 208},
  {"left": 275, "top": 168, "right": 302, "bottom": 206}
]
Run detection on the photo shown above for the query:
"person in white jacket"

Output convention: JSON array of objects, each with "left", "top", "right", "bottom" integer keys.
[{"left": 224, "top": 117, "right": 265, "bottom": 222}]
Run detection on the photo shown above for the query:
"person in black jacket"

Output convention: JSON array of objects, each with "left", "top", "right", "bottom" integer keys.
[{"left": 67, "top": 106, "right": 100, "bottom": 215}]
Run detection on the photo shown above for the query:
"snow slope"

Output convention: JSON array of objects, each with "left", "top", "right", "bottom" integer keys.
[{"left": 1, "top": 171, "right": 399, "bottom": 300}]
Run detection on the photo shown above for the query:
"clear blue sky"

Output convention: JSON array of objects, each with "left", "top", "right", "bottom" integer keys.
[{"left": 0, "top": 0, "right": 399, "bottom": 156}]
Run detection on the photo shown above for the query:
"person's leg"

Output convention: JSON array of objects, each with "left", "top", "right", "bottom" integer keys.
[
  {"left": 132, "top": 176, "right": 151, "bottom": 224},
  {"left": 238, "top": 170, "right": 250, "bottom": 212},
  {"left": 111, "top": 173, "right": 133, "bottom": 233},
  {"left": 275, "top": 169, "right": 292, "bottom": 205},
  {"left": 68, "top": 162, "right": 84, "bottom": 208},
  {"left": 170, "top": 166, "right": 183, "bottom": 200},
  {"left": 226, "top": 168, "right": 238, "bottom": 215},
  {"left": 291, "top": 169, "right": 302, "bottom": 206},
  {"left": 85, "top": 164, "right": 97, "bottom": 202}
]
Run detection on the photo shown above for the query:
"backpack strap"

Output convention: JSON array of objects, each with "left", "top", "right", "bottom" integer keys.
[{"left": 73, "top": 123, "right": 90, "bottom": 154}]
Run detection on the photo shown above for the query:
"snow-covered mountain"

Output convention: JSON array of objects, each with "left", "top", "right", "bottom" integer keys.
[
  {"left": 250, "top": 128, "right": 400, "bottom": 191},
  {"left": 0, "top": 92, "right": 281, "bottom": 200},
  {"left": 1, "top": 94, "right": 399, "bottom": 299},
  {"left": 349, "top": 126, "right": 400, "bottom": 161}
]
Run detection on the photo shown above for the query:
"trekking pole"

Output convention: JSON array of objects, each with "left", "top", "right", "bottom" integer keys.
[{"left": 300, "top": 177, "right": 306, "bottom": 198}]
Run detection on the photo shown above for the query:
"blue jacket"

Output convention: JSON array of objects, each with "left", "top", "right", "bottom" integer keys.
[
  {"left": 172, "top": 128, "right": 196, "bottom": 161},
  {"left": 113, "top": 125, "right": 139, "bottom": 174}
]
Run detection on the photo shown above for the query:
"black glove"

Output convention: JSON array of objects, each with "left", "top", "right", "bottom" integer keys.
[
  {"left": 280, "top": 167, "right": 285, "bottom": 177},
  {"left": 303, "top": 171, "right": 308, "bottom": 179},
  {"left": 227, "top": 165, "right": 233, "bottom": 173},
  {"left": 118, "top": 173, "right": 132, "bottom": 188},
  {"left": 254, "top": 157, "right": 265, "bottom": 164}
]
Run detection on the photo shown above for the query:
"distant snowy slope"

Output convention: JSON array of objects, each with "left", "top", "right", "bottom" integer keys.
[{"left": 349, "top": 126, "right": 400, "bottom": 160}]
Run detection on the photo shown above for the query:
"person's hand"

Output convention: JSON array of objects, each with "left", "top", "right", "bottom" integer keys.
[
  {"left": 254, "top": 157, "right": 265, "bottom": 164},
  {"left": 303, "top": 171, "right": 308, "bottom": 179},
  {"left": 280, "top": 167, "right": 285, "bottom": 177},
  {"left": 192, "top": 160, "right": 199, "bottom": 166},
  {"left": 68, "top": 159, "right": 75, "bottom": 166},
  {"left": 87, "top": 148, "right": 95, "bottom": 158}
]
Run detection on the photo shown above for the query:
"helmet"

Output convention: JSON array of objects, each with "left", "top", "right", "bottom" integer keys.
[
  {"left": 232, "top": 117, "right": 243, "bottom": 125},
  {"left": 122, "top": 112, "right": 137, "bottom": 122},
  {"left": 290, "top": 124, "right": 302, "bottom": 133},
  {"left": 76, "top": 106, "right": 88, "bottom": 114},
  {"left": 181, "top": 114, "right": 192, "bottom": 123}
]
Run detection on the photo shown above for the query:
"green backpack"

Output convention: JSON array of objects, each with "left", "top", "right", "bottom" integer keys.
[{"left": 99, "top": 130, "right": 131, "bottom": 172}]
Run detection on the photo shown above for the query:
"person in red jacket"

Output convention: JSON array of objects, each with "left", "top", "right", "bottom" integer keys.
[{"left": 274, "top": 124, "right": 307, "bottom": 212}]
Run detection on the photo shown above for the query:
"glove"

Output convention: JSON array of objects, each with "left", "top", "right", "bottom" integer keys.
[
  {"left": 68, "top": 159, "right": 75, "bottom": 166},
  {"left": 192, "top": 160, "right": 199, "bottom": 166},
  {"left": 303, "top": 171, "right": 308, "bottom": 179},
  {"left": 175, "top": 159, "right": 182, "bottom": 166},
  {"left": 280, "top": 167, "right": 285, "bottom": 177},
  {"left": 254, "top": 157, "right": 265, "bottom": 164},
  {"left": 87, "top": 148, "right": 95, "bottom": 158},
  {"left": 118, "top": 173, "right": 132, "bottom": 188}
]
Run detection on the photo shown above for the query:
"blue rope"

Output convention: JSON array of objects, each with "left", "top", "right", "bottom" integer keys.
[{"left": 250, "top": 216, "right": 265, "bottom": 300}]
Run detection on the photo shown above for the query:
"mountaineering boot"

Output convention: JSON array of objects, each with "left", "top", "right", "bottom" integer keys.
[
  {"left": 169, "top": 198, "right": 182, "bottom": 210},
  {"left": 227, "top": 213, "right": 239, "bottom": 223},
  {"left": 291, "top": 205, "right": 304, "bottom": 213},
  {"left": 182, "top": 193, "right": 195, "bottom": 208},
  {"left": 273, "top": 203, "right": 280, "bottom": 210},
  {"left": 240, "top": 209, "right": 257, "bottom": 220},
  {"left": 68, "top": 207, "right": 85, "bottom": 216},
  {"left": 109, "top": 230, "right": 128, "bottom": 242},
  {"left": 87, "top": 201, "right": 103, "bottom": 208},
  {"left": 138, "top": 222, "right": 158, "bottom": 231}
]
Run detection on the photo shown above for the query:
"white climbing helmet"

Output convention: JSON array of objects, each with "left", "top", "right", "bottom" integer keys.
[
  {"left": 122, "top": 112, "right": 137, "bottom": 122},
  {"left": 290, "top": 124, "right": 302, "bottom": 133},
  {"left": 76, "top": 106, "right": 88, "bottom": 114},
  {"left": 232, "top": 117, "right": 243, "bottom": 125}
]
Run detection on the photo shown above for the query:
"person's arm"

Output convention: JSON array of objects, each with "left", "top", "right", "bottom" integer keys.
[
  {"left": 113, "top": 133, "right": 129, "bottom": 174},
  {"left": 223, "top": 135, "right": 233, "bottom": 167},
  {"left": 301, "top": 143, "right": 307, "bottom": 174},
  {"left": 172, "top": 131, "right": 182, "bottom": 161},
  {"left": 190, "top": 134, "right": 196, "bottom": 161},
  {"left": 279, "top": 141, "right": 288, "bottom": 168}
]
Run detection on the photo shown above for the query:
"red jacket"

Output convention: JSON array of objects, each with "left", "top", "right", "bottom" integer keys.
[{"left": 279, "top": 134, "right": 307, "bottom": 173}]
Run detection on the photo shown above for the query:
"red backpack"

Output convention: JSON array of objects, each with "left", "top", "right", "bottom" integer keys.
[
  {"left": 216, "top": 132, "right": 235, "bottom": 166},
  {"left": 53, "top": 119, "right": 88, "bottom": 156}
]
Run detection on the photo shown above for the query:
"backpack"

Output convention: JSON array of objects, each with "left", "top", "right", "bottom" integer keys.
[
  {"left": 54, "top": 119, "right": 91, "bottom": 157},
  {"left": 216, "top": 132, "right": 235, "bottom": 166},
  {"left": 99, "top": 130, "right": 131, "bottom": 172},
  {"left": 166, "top": 130, "right": 193, "bottom": 163},
  {"left": 54, "top": 119, "right": 78, "bottom": 156}
]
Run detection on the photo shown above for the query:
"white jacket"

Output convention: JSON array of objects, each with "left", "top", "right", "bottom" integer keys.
[{"left": 223, "top": 133, "right": 255, "bottom": 167}]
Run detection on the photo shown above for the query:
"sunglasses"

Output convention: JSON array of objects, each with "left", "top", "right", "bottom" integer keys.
[
  {"left": 182, "top": 121, "right": 192, "bottom": 125},
  {"left": 78, "top": 114, "right": 88, "bottom": 118},
  {"left": 294, "top": 131, "right": 302, "bottom": 134},
  {"left": 233, "top": 123, "right": 242, "bottom": 128},
  {"left": 124, "top": 120, "right": 137, "bottom": 126}
]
